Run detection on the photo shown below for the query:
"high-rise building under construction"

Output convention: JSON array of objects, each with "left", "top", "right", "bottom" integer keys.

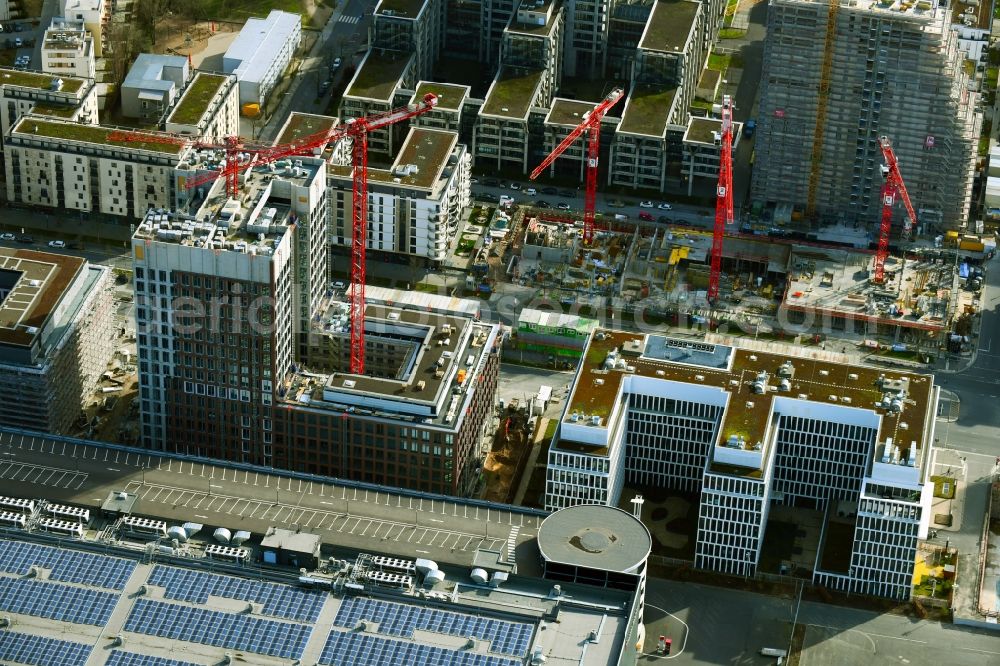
[{"left": 752, "top": 0, "right": 980, "bottom": 232}]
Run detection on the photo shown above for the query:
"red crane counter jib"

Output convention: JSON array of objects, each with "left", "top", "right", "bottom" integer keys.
[
  {"left": 529, "top": 88, "right": 624, "bottom": 244},
  {"left": 708, "top": 95, "right": 734, "bottom": 303},
  {"left": 873, "top": 136, "right": 916, "bottom": 283}
]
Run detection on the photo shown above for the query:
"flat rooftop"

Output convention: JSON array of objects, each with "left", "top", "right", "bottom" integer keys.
[
  {"left": 618, "top": 84, "right": 676, "bottom": 137},
  {"left": 563, "top": 330, "right": 934, "bottom": 477},
  {"left": 11, "top": 117, "right": 186, "bottom": 155},
  {"left": 509, "top": 0, "right": 559, "bottom": 36},
  {"left": 413, "top": 81, "right": 468, "bottom": 111},
  {"left": 951, "top": 0, "right": 991, "bottom": 30},
  {"left": 685, "top": 116, "right": 722, "bottom": 144},
  {"left": 43, "top": 27, "right": 89, "bottom": 51},
  {"left": 0, "top": 67, "right": 86, "bottom": 94},
  {"left": 29, "top": 103, "right": 79, "bottom": 119},
  {"left": 275, "top": 112, "right": 339, "bottom": 145},
  {"left": 783, "top": 247, "right": 952, "bottom": 332},
  {"left": 481, "top": 67, "right": 543, "bottom": 119},
  {"left": 167, "top": 72, "right": 228, "bottom": 126},
  {"left": 376, "top": 0, "right": 427, "bottom": 17},
  {"left": 538, "top": 505, "right": 651, "bottom": 573},
  {"left": 346, "top": 51, "right": 411, "bottom": 102},
  {"left": 0, "top": 249, "right": 85, "bottom": 348},
  {"left": 546, "top": 98, "right": 602, "bottom": 127},
  {"left": 386, "top": 127, "right": 457, "bottom": 189},
  {"left": 135, "top": 156, "right": 323, "bottom": 253},
  {"left": 640, "top": 0, "right": 700, "bottom": 53},
  {"left": 284, "top": 287, "right": 498, "bottom": 429}
]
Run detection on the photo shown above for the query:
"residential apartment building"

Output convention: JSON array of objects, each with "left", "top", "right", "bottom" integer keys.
[
  {"left": 949, "top": 0, "right": 992, "bottom": 64},
  {"left": 545, "top": 331, "right": 938, "bottom": 599},
  {"left": 60, "top": 0, "right": 108, "bottom": 56},
  {"left": 121, "top": 54, "right": 189, "bottom": 120},
  {"left": 0, "top": 69, "right": 99, "bottom": 149},
  {"left": 164, "top": 72, "right": 240, "bottom": 142},
  {"left": 0, "top": 249, "right": 114, "bottom": 434},
  {"left": 340, "top": 51, "right": 415, "bottom": 155},
  {"left": 753, "top": 0, "right": 980, "bottom": 232},
  {"left": 222, "top": 10, "right": 302, "bottom": 106},
  {"left": 41, "top": 18, "right": 95, "bottom": 80},
  {"left": 681, "top": 116, "right": 742, "bottom": 195},
  {"left": 4, "top": 116, "right": 188, "bottom": 219},
  {"left": 372, "top": 0, "right": 446, "bottom": 83},
  {"left": 480, "top": 0, "right": 517, "bottom": 64},
  {"left": 562, "top": 0, "right": 611, "bottom": 78},
  {"left": 473, "top": 0, "right": 564, "bottom": 172},
  {"left": 326, "top": 127, "right": 471, "bottom": 265},
  {"left": 608, "top": 0, "right": 704, "bottom": 192}
]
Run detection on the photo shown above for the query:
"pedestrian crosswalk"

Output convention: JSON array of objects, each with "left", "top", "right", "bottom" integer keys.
[{"left": 338, "top": 15, "right": 360, "bottom": 25}]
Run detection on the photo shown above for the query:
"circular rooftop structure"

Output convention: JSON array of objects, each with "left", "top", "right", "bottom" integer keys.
[{"left": 537, "top": 505, "right": 651, "bottom": 574}]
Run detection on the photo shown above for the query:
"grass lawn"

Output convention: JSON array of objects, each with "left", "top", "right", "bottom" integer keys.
[
  {"left": 543, "top": 419, "right": 557, "bottom": 440},
  {"left": 930, "top": 475, "right": 956, "bottom": 500},
  {"left": 691, "top": 98, "right": 714, "bottom": 112},
  {"left": 719, "top": 28, "right": 746, "bottom": 39},
  {"left": 913, "top": 577, "right": 952, "bottom": 599},
  {"left": 979, "top": 135, "right": 990, "bottom": 157},
  {"left": 986, "top": 67, "right": 999, "bottom": 89},
  {"left": 414, "top": 282, "right": 441, "bottom": 294},
  {"left": 725, "top": 0, "right": 740, "bottom": 15},
  {"left": 708, "top": 53, "right": 731, "bottom": 72}
]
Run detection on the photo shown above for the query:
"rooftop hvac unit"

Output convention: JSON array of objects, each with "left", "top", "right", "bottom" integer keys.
[
  {"left": 231, "top": 530, "right": 251, "bottom": 546},
  {"left": 167, "top": 526, "right": 188, "bottom": 542},
  {"left": 470, "top": 568, "right": 488, "bottom": 584},
  {"left": 213, "top": 527, "right": 232, "bottom": 544}
]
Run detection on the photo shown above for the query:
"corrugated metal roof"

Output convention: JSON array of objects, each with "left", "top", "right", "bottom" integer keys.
[{"left": 223, "top": 10, "right": 301, "bottom": 84}]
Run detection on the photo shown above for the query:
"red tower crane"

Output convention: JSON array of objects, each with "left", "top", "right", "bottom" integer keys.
[
  {"left": 529, "top": 88, "right": 624, "bottom": 244},
  {"left": 708, "top": 95, "right": 734, "bottom": 303},
  {"left": 109, "top": 95, "right": 439, "bottom": 374},
  {"left": 873, "top": 136, "right": 917, "bottom": 283}
]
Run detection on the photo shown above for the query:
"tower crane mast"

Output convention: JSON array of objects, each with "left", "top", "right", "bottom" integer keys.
[
  {"left": 873, "top": 136, "right": 916, "bottom": 283},
  {"left": 708, "top": 95, "right": 734, "bottom": 303},
  {"left": 529, "top": 88, "right": 624, "bottom": 244}
]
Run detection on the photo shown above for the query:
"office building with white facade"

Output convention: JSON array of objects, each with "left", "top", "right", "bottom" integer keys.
[
  {"left": 223, "top": 9, "right": 302, "bottom": 106},
  {"left": 0, "top": 248, "right": 114, "bottom": 434},
  {"left": 545, "top": 330, "right": 938, "bottom": 600},
  {"left": 41, "top": 17, "right": 95, "bottom": 80},
  {"left": 60, "top": 0, "right": 108, "bottom": 55}
]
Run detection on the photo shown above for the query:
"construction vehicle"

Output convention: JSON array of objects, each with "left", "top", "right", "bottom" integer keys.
[{"left": 528, "top": 88, "right": 625, "bottom": 244}]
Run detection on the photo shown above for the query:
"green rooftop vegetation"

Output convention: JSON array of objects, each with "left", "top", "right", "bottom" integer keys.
[
  {"left": 547, "top": 98, "right": 601, "bottom": 127},
  {"left": 413, "top": 81, "right": 468, "bottom": 111},
  {"left": 481, "top": 67, "right": 543, "bottom": 119},
  {"left": 276, "top": 112, "right": 337, "bottom": 145},
  {"left": 30, "top": 104, "right": 78, "bottom": 119},
  {"left": 0, "top": 68, "right": 85, "bottom": 94},
  {"left": 686, "top": 117, "right": 721, "bottom": 144},
  {"left": 169, "top": 73, "right": 227, "bottom": 126},
  {"left": 391, "top": 128, "right": 455, "bottom": 189},
  {"left": 347, "top": 53, "right": 410, "bottom": 102},
  {"left": 14, "top": 119, "right": 185, "bottom": 155},
  {"left": 641, "top": 0, "right": 700, "bottom": 52},
  {"left": 619, "top": 84, "right": 676, "bottom": 137}
]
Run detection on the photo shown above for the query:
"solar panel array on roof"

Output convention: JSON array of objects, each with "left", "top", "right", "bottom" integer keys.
[
  {"left": 0, "top": 577, "right": 119, "bottom": 625},
  {"left": 148, "top": 565, "right": 325, "bottom": 621},
  {"left": 106, "top": 651, "right": 203, "bottom": 666},
  {"left": 319, "top": 631, "right": 522, "bottom": 666},
  {"left": 0, "top": 630, "right": 91, "bottom": 666},
  {"left": 0, "top": 539, "right": 136, "bottom": 589},
  {"left": 332, "top": 597, "right": 534, "bottom": 656},
  {"left": 124, "top": 599, "right": 312, "bottom": 659}
]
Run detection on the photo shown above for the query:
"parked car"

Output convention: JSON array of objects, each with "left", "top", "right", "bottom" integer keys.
[
  {"left": 657, "top": 203, "right": 672, "bottom": 210},
  {"left": 319, "top": 81, "right": 331, "bottom": 94},
  {"left": 541, "top": 186, "right": 557, "bottom": 195},
  {"left": 332, "top": 280, "right": 347, "bottom": 290},
  {"left": 608, "top": 200, "right": 626, "bottom": 208},
  {"left": 498, "top": 181, "right": 508, "bottom": 189},
  {"left": 47, "top": 240, "right": 66, "bottom": 248},
  {"left": 14, "top": 23, "right": 23, "bottom": 32},
  {"left": 639, "top": 211, "right": 654, "bottom": 221},
  {"left": 509, "top": 182, "right": 521, "bottom": 190},
  {"left": 525, "top": 187, "right": 536, "bottom": 196},
  {"left": 535, "top": 200, "right": 551, "bottom": 209},
  {"left": 332, "top": 57, "right": 342, "bottom": 69},
  {"left": 557, "top": 202, "right": 571, "bottom": 210},
  {"left": 639, "top": 201, "right": 654, "bottom": 208},
  {"left": 480, "top": 193, "right": 499, "bottom": 202},
  {"left": 0, "top": 233, "right": 14, "bottom": 241},
  {"left": 14, "top": 37, "right": 22, "bottom": 47},
  {"left": 15, "top": 235, "right": 33, "bottom": 244},
  {"left": 67, "top": 241, "right": 83, "bottom": 249}
]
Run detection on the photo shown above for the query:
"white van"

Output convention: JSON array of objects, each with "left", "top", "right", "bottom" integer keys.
[{"left": 525, "top": 187, "right": 537, "bottom": 196}]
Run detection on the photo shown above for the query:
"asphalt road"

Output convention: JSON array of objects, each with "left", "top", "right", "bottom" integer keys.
[{"left": 0, "top": 429, "right": 540, "bottom": 570}]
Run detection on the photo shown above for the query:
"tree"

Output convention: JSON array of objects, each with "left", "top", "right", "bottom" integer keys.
[{"left": 135, "top": 0, "right": 174, "bottom": 46}]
